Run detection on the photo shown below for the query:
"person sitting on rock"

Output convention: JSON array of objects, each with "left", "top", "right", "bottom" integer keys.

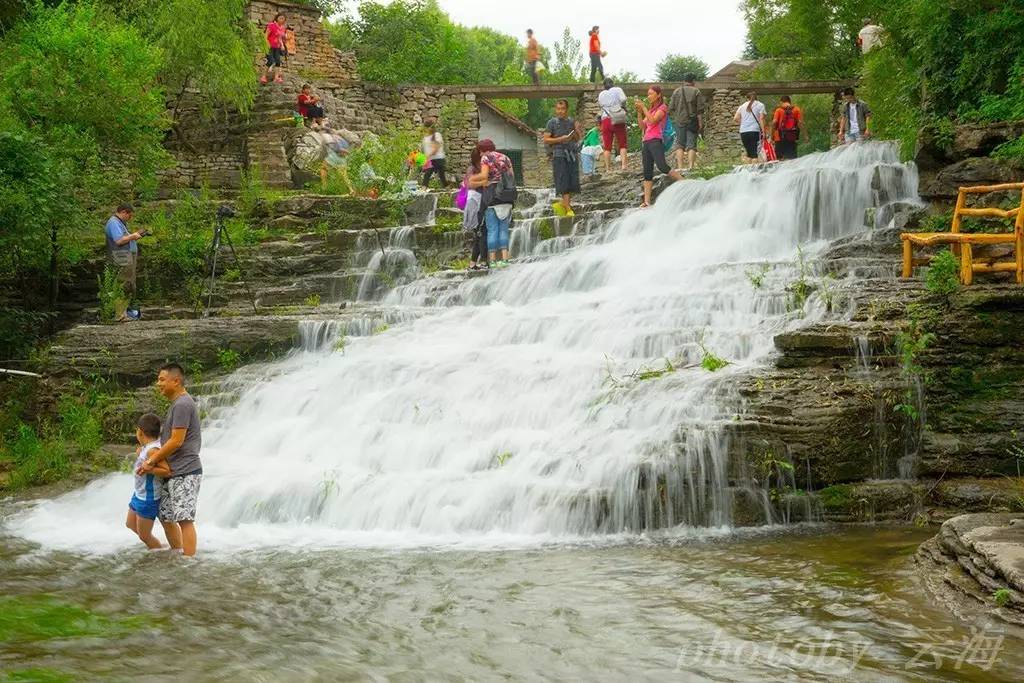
[{"left": 297, "top": 84, "right": 324, "bottom": 127}]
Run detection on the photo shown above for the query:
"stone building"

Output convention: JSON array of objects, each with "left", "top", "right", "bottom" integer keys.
[{"left": 477, "top": 101, "right": 547, "bottom": 187}]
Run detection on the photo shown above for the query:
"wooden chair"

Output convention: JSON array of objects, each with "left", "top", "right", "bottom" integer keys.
[{"left": 901, "top": 182, "right": 1024, "bottom": 285}]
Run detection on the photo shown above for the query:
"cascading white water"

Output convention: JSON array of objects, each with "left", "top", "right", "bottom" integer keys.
[
  {"left": 7, "top": 144, "right": 919, "bottom": 552},
  {"left": 354, "top": 226, "right": 419, "bottom": 301}
]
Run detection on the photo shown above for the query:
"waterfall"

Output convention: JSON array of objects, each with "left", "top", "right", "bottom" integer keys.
[
  {"left": 354, "top": 226, "right": 420, "bottom": 301},
  {"left": 6, "top": 144, "right": 919, "bottom": 552}
]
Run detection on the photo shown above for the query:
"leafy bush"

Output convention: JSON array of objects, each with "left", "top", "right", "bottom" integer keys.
[
  {"left": 925, "top": 249, "right": 960, "bottom": 298},
  {"left": 0, "top": 307, "right": 53, "bottom": 362},
  {"left": 698, "top": 342, "right": 729, "bottom": 372},
  {"left": 216, "top": 348, "right": 241, "bottom": 372},
  {"left": 135, "top": 189, "right": 215, "bottom": 299},
  {"left": 97, "top": 267, "right": 127, "bottom": 323}
]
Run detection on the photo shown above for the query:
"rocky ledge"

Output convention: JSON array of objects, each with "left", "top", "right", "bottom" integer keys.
[
  {"left": 916, "top": 513, "right": 1024, "bottom": 625},
  {"left": 41, "top": 316, "right": 302, "bottom": 386}
]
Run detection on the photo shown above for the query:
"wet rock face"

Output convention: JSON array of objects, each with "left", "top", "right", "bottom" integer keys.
[
  {"left": 916, "top": 513, "right": 1024, "bottom": 626},
  {"left": 918, "top": 120, "right": 1024, "bottom": 170},
  {"left": 726, "top": 204, "right": 1024, "bottom": 493},
  {"left": 921, "top": 157, "right": 1024, "bottom": 200},
  {"left": 916, "top": 119, "right": 1024, "bottom": 201}
]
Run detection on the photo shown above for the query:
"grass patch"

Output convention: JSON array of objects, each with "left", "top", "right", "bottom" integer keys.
[
  {"left": 1, "top": 377, "right": 125, "bottom": 492},
  {"left": 688, "top": 163, "right": 734, "bottom": 180},
  {"left": 0, "top": 595, "right": 144, "bottom": 643},
  {"left": 3, "top": 669, "right": 75, "bottom": 682}
]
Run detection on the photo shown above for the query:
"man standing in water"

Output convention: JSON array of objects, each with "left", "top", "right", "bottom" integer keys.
[{"left": 139, "top": 363, "right": 203, "bottom": 556}]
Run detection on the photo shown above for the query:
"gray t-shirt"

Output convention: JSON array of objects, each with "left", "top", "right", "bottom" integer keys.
[
  {"left": 546, "top": 117, "right": 577, "bottom": 158},
  {"left": 162, "top": 393, "right": 202, "bottom": 476}
]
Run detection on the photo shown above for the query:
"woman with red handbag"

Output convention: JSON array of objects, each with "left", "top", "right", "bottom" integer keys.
[{"left": 733, "top": 91, "right": 767, "bottom": 165}]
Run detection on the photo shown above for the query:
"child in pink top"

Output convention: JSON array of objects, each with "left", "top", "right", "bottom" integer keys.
[
  {"left": 261, "top": 13, "right": 287, "bottom": 84},
  {"left": 634, "top": 86, "right": 682, "bottom": 207}
]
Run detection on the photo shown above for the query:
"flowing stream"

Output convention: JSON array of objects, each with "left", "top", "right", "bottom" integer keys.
[{"left": 7, "top": 144, "right": 1018, "bottom": 680}]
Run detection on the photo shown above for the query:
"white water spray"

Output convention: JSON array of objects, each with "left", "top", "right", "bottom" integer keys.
[{"left": 7, "top": 144, "right": 918, "bottom": 552}]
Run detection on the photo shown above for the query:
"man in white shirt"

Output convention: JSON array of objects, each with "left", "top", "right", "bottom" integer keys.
[
  {"left": 597, "top": 78, "right": 628, "bottom": 173},
  {"left": 838, "top": 87, "right": 872, "bottom": 143},
  {"left": 858, "top": 18, "right": 884, "bottom": 54},
  {"left": 420, "top": 118, "right": 448, "bottom": 188}
]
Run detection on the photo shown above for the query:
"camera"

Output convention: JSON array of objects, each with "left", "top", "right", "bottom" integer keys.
[{"left": 216, "top": 205, "right": 236, "bottom": 219}]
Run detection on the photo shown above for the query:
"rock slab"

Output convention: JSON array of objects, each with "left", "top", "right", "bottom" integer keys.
[{"left": 917, "top": 513, "right": 1024, "bottom": 626}]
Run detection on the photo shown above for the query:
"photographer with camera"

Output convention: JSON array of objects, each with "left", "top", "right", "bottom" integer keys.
[{"left": 104, "top": 203, "right": 146, "bottom": 322}]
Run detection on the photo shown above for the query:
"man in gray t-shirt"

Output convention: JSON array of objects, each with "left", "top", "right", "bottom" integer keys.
[
  {"left": 543, "top": 99, "right": 581, "bottom": 217},
  {"left": 139, "top": 362, "right": 204, "bottom": 556}
]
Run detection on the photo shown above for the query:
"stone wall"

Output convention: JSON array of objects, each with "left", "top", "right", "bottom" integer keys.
[
  {"left": 159, "top": 98, "right": 249, "bottom": 193},
  {"left": 704, "top": 89, "right": 745, "bottom": 164}
]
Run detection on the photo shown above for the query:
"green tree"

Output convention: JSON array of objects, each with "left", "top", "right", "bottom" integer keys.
[
  {"left": 551, "top": 26, "right": 585, "bottom": 82},
  {"left": 328, "top": 0, "right": 519, "bottom": 85},
  {"left": 0, "top": 1, "right": 167, "bottom": 323},
  {"left": 655, "top": 54, "right": 709, "bottom": 82},
  {"left": 141, "top": 0, "right": 260, "bottom": 120},
  {"left": 741, "top": 0, "right": 882, "bottom": 78}
]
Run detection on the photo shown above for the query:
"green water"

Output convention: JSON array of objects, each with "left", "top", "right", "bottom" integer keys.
[{"left": 1, "top": 525, "right": 1021, "bottom": 681}]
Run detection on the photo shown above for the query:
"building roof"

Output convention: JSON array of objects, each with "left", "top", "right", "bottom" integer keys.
[
  {"left": 478, "top": 99, "right": 539, "bottom": 138},
  {"left": 708, "top": 60, "right": 763, "bottom": 80}
]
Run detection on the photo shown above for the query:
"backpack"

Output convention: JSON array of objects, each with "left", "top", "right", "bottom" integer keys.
[
  {"left": 605, "top": 101, "right": 628, "bottom": 125},
  {"left": 662, "top": 117, "right": 675, "bottom": 147},
  {"left": 492, "top": 167, "right": 518, "bottom": 205},
  {"left": 779, "top": 107, "right": 799, "bottom": 142}
]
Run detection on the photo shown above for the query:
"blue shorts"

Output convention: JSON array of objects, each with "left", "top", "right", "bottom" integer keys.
[{"left": 129, "top": 495, "right": 160, "bottom": 521}]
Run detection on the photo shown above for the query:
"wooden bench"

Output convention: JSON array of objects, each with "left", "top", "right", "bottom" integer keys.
[{"left": 901, "top": 182, "right": 1024, "bottom": 285}]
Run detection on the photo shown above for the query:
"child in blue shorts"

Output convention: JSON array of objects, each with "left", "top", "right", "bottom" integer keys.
[{"left": 126, "top": 413, "right": 170, "bottom": 549}]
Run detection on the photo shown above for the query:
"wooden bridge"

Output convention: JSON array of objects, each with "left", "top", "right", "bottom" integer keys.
[{"left": 434, "top": 79, "right": 855, "bottom": 100}]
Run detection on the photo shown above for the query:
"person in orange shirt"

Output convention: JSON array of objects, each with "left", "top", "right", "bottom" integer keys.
[
  {"left": 770, "top": 95, "right": 804, "bottom": 160},
  {"left": 588, "top": 26, "right": 606, "bottom": 83},
  {"left": 283, "top": 25, "right": 297, "bottom": 65},
  {"left": 525, "top": 29, "right": 540, "bottom": 86}
]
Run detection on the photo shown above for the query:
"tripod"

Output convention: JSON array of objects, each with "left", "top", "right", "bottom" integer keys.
[{"left": 198, "top": 205, "right": 258, "bottom": 317}]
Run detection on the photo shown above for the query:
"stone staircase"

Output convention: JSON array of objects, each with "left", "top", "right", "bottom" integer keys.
[{"left": 245, "top": 78, "right": 306, "bottom": 188}]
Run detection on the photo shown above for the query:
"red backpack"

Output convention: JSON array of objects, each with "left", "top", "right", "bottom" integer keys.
[{"left": 779, "top": 107, "right": 799, "bottom": 142}]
